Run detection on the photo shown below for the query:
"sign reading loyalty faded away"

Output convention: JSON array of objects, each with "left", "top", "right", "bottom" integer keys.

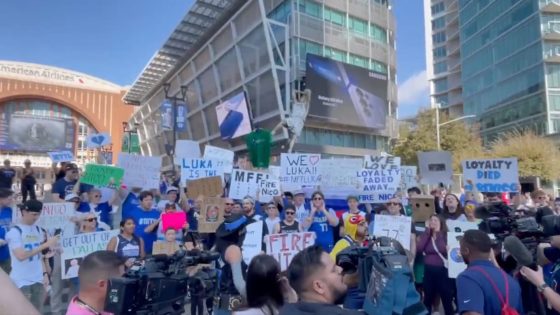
[
  {"left": 357, "top": 156, "right": 400, "bottom": 202},
  {"left": 229, "top": 169, "right": 270, "bottom": 200},
  {"left": 462, "top": 158, "right": 518, "bottom": 192},
  {"left": 180, "top": 158, "right": 224, "bottom": 181},
  {"left": 265, "top": 232, "right": 315, "bottom": 271},
  {"left": 280, "top": 154, "right": 321, "bottom": 190}
]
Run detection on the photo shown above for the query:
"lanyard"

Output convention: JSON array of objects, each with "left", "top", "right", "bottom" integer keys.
[{"left": 75, "top": 298, "right": 103, "bottom": 315}]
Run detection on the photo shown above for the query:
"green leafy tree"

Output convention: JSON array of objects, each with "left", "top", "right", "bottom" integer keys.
[{"left": 392, "top": 109, "right": 484, "bottom": 172}]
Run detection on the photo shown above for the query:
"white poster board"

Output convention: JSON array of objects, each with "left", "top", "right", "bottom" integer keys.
[
  {"left": 447, "top": 232, "right": 465, "bottom": 278},
  {"left": 372, "top": 214, "right": 412, "bottom": 250},
  {"left": 358, "top": 156, "right": 401, "bottom": 203},
  {"left": 180, "top": 158, "right": 225, "bottom": 181},
  {"left": 400, "top": 166, "right": 418, "bottom": 191},
  {"left": 204, "top": 145, "right": 234, "bottom": 173},
  {"left": 37, "top": 203, "right": 76, "bottom": 237},
  {"left": 265, "top": 232, "right": 315, "bottom": 270},
  {"left": 117, "top": 153, "right": 161, "bottom": 190},
  {"left": 242, "top": 221, "right": 263, "bottom": 266},
  {"left": 174, "top": 140, "right": 201, "bottom": 164},
  {"left": 259, "top": 179, "right": 280, "bottom": 203},
  {"left": 462, "top": 158, "right": 519, "bottom": 192},
  {"left": 417, "top": 151, "right": 453, "bottom": 185},
  {"left": 319, "top": 158, "right": 363, "bottom": 189},
  {"left": 60, "top": 230, "right": 119, "bottom": 279},
  {"left": 48, "top": 151, "right": 74, "bottom": 163},
  {"left": 229, "top": 169, "right": 270, "bottom": 200},
  {"left": 280, "top": 154, "right": 321, "bottom": 191}
]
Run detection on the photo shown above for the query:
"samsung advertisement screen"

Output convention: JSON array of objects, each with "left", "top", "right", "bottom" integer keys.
[
  {"left": 305, "top": 54, "right": 388, "bottom": 129},
  {"left": 215, "top": 91, "right": 252, "bottom": 140}
]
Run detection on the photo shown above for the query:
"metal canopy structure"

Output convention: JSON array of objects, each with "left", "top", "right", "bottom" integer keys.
[{"left": 123, "top": 0, "right": 240, "bottom": 105}]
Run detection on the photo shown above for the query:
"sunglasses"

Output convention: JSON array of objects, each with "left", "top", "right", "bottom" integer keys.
[
  {"left": 267, "top": 206, "right": 277, "bottom": 209},
  {"left": 285, "top": 211, "right": 295, "bottom": 215},
  {"left": 313, "top": 197, "right": 323, "bottom": 201},
  {"left": 86, "top": 218, "right": 97, "bottom": 222},
  {"left": 225, "top": 203, "right": 234, "bottom": 206},
  {"left": 386, "top": 202, "right": 400, "bottom": 206}
]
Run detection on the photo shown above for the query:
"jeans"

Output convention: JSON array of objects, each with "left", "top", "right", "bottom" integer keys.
[
  {"left": 423, "top": 264, "right": 455, "bottom": 315},
  {"left": 21, "top": 282, "right": 44, "bottom": 313},
  {"left": 21, "top": 181, "right": 36, "bottom": 202},
  {"left": 344, "top": 286, "right": 365, "bottom": 310}
]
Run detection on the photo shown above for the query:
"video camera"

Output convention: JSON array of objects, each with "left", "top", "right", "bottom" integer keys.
[{"left": 104, "top": 247, "right": 220, "bottom": 315}]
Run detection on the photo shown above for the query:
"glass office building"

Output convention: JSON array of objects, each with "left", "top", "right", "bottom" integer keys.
[{"left": 124, "top": 0, "right": 397, "bottom": 167}]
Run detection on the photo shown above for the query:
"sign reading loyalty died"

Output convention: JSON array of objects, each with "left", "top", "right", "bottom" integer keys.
[
  {"left": 462, "top": 158, "right": 519, "bottom": 192},
  {"left": 280, "top": 154, "right": 321, "bottom": 191},
  {"left": 48, "top": 151, "right": 74, "bottom": 163},
  {"left": 81, "top": 164, "right": 124, "bottom": 188},
  {"left": 187, "top": 176, "right": 223, "bottom": 199},
  {"left": 265, "top": 232, "right": 315, "bottom": 271}
]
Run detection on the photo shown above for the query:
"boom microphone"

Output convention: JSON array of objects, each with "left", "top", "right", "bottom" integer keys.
[{"left": 503, "top": 235, "right": 537, "bottom": 270}]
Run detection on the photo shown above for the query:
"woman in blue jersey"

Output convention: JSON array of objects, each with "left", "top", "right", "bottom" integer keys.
[
  {"left": 107, "top": 218, "right": 145, "bottom": 267},
  {"left": 304, "top": 191, "right": 339, "bottom": 253}
]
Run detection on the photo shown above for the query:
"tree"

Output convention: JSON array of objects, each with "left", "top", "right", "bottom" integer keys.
[
  {"left": 392, "top": 109, "right": 485, "bottom": 172},
  {"left": 489, "top": 131, "right": 560, "bottom": 182}
]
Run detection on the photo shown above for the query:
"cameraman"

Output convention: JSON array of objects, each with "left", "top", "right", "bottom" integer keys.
[
  {"left": 521, "top": 265, "right": 560, "bottom": 313},
  {"left": 66, "top": 250, "right": 125, "bottom": 315}
]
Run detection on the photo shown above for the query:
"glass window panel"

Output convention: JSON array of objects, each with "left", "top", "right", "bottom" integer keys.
[
  {"left": 238, "top": 26, "right": 269, "bottom": 78},
  {"left": 197, "top": 67, "right": 218, "bottom": 103},
  {"left": 215, "top": 48, "right": 241, "bottom": 92}
]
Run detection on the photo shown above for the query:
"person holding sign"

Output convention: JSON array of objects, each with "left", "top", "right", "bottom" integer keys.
[
  {"left": 442, "top": 194, "right": 467, "bottom": 222},
  {"left": 78, "top": 188, "right": 120, "bottom": 229},
  {"left": 274, "top": 204, "right": 302, "bottom": 234},
  {"left": 52, "top": 164, "right": 92, "bottom": 202},
  {"left": 304, "top": 192, "right": 339, "bottom": 253},
  {"left": 417, "top": 215, "right": 454, "bottom": 315},
  {"left": 379, "top": 197, "right": 417, "bottom": 265},
  {"left": 107, "top": 218, "right": 145, "bottom": 268}
]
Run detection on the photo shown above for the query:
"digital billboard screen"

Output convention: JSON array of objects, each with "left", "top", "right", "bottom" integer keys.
[
  {"left": 305, "top": 54, "right": 388, "bottom": 129},
  {"left": 0, "top": 113, "right": 75, "bottom": 152},
  {"left": 215, "top": 91, "right": 252, "bottom": 140}
]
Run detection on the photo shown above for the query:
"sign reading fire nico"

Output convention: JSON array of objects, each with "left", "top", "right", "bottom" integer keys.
[{"left": 305, "top": 54, "right": 388, "bottom": 129}]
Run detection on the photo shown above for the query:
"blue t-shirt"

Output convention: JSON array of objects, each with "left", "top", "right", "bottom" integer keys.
[
  {"left": 0, "top": 207, "right": 13, "bottom": 231},
  {"left": 308, "top": 210, "right": 337, "bottom": 253},
  {"left": 457, "top": 260, "right": 524, "bottom": 315},
  {"left": 0, "top": 227, "right": 9, "bottom": 261},
  {"left": 0, "top": 168, "right": 16, "bottom": 189},
  {"left": 78, "top": 202, "right": 113, "bottom": 227},
  {"left": 121, "top": 192, "right": 140, "bottom": 220},
  {"left": 186, "top": 209, "right": 198, "bottom": 232},
  {"left": 128, "top": 206, "right": 160, "bottom": 255},
  {"left": 52, "top": 178, "right": 92, "bottom": 199}
]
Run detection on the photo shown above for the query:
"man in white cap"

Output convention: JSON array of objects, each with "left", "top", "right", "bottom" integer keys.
[
  {"left": 293, "top": 190, "right": 310, "bottom": 227},
  {"left": 156, "top": 187, "right": 182, "bottom": 212}
]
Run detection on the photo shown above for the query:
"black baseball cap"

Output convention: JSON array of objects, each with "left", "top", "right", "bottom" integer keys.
[
  {"left": 20, "top": 200, "right": 43, "bottom": 213},
  {"left": 65, "top": 163, "right": 78, "bottom": 171}
]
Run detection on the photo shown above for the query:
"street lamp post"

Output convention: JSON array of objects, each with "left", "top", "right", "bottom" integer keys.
[
  {"left": 162, "top": 83, "right": 188, "bottom": 160},
  {"left": 435, "top": 105, "right": 476, "bottom": 150}
]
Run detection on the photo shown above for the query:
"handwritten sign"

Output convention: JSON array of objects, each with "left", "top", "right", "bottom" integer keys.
[
  {"left": 187, "top": 176, "right": 223, "bottom": 199},
  {"left": 242, "top": 220, "right": 263, "bottom": 265},
  {"left": 229, "top": 169, "right": 269, "bottom": 200},
  {"left": 462, "top": 158, "right": 518, "bottom": 192},
  {"left": 37, "top": 203, "right": 76, "bottom": 237},
  {"left": 280, "top": 153, "right": 321, "bottom": 191},
  {"left": 48, "top": 151, "right": 74, "bottom": 163},
  {"left": 259, "top": 179, "right": 280, "bottom": 203},
  {"left": 174, "top": 140, "right": 201, "bottom": 164},
  {"left": 117, "top": 153, "right": 161, "bottom": 189},
  {"left": 418, "top": 151, "right": 453, "bottom": 185},
  {"left": 162, "top": 212, "right": 187, "bottom": 232},
  {"left": 61, "top": 230, "right": 119, "bottom": 279},
  {"left": 86, "top": 132, "right": 111, "bottom": 149},
  {"left": 180, "top": 158, "right": 224, "bottom": 181},
  {"left": 265, "top": 232, "right": 315, "bottom": 270},
  {"left": 81, "top": 164, "right": 124, "bottom": 188},
  {"left": 372, "top": 215, "right": 412, "bottom": 250},
  {"left": 199, "top": 197, "right": 225, "bottom": 233},
  {"left": 358, "top": 156, "right": 400, "bottom": 202},
  {"left": 319, "top": 158, "right": 363, "bottom": 189},
  {"left": 400, "top": 166, "right": 418, "bottom": 190},
  {"left": 204, "top": 145, "right": 234, "bottom": 173}
]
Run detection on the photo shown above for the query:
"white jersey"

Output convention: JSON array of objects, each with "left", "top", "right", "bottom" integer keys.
[{"left": 6, "top": 224, "right": 44, "bottom": 288}]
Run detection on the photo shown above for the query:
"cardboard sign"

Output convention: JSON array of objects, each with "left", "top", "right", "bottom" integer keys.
[
  {"left": 86, "top": 132, "right": 111, "bottom": 149},
  {"left": 280, "top": 153, "right": 321, "bottom": 191},
  {"left": 372, "top": 215, "right": 412, "bottom": 250},
  {"left": 229, "top": 169, "right": 270, "bottom": 200},
  {"left": 417, "top": 151, "right": 453, "bottom": 185},
  {"left": 358, "top": 156, "right": 401, "bottom": 202},
  {"left": 319, "top": 158, "right": 363, "bottom": 189},
  {"left": 242, "top": 220, "right": 263, "bottom": 265},
  {"left": 81, "top": 164, "right": 124, "bottom": 188},
  {"left": 61, "top": 230, "right": 119, "bottom": 279},
  {"left": 265, "top": 232, "right": 315, "bottom": 271},
  {"left": 117, "top": 153, "right": 161, "bottom": 190},
  {"left": 401, "top": 166, "right": 418, "bottom": 190},
  {"left": 152, "top": 241, "right": 181, "bottom": 256},
  {"left": 37, "top": 203, "right": 76, "bottom": 237},
  {"left": 48, "top": 151, "right": 74, "bottom": 163},
  {"left": 174, "top": 140, "right": 201, "bottom": 164},
  {"left": 162, "top": 212, "right": 187, "bottom": 232},
  {"left": 204, "top": 145, "right": 234, "bottom": 173},
  {"left": 187, "top": 176, "right": 223, "bottom": 199},
  {"left": 462, "top": 158, "right": 519, "bottom": 192},
  {"left": 180, "top": 158, "right": 224, "bottom": 181},
  {"left": 410, "top": 195, "right": 435, "bottom": 223},
  {"left": 199, "top": 197, "right": 225, "bottom": 233},
  {"left": 258, "top": 179, "right": 280, "bottom": 203}
]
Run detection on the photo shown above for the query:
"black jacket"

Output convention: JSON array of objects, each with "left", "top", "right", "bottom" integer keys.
[{"left": 279, "top": 302, "right": 366, "bottom": 315}]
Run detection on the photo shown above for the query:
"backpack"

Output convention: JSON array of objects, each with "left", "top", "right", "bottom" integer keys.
[{"left": 470, "top": 266, "right": 519, "bottom": 315}]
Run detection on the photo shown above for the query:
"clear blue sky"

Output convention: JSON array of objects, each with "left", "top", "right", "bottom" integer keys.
[{"left": 0, "top": 0, "right": 427, "bottom": 117}]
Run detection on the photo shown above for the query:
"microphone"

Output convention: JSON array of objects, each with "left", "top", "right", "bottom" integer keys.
[{"left": 503, "top": 235, "right": 538, "bottom": 270}]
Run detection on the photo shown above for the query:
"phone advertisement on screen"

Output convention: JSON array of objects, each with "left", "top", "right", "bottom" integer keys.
[{"left": 215, "top": 91, "right": 252, "bottom": 140}]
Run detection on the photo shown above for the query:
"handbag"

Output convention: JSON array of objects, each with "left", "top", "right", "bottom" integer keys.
[{"left": 431, "top": 236, "right": 448, "bottom": 269}]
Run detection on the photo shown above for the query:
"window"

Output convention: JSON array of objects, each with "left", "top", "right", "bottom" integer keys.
[
  {"left": 370, "top": 24, "right": 387, "bottom": 43},
  {"left": 300, "top": 40, "right": 322, "bottom": 59},
  {"left": 432, "top": 17, "right": 445, "bottom": 30},
  {"left": 434, "top": 78, "right": 449, "bottom": 93},
  {"left": 324, "top": 46, "right": 346, "bottom": 62},
  {"left": 431, "top": 2, "right": 444, "bottom": 15},
  {"left": 434, "top": 61, "right": 447, "bottom": 74},
  {"left": 324, "top": 7, "right": 346, "bottom": 26},
  {"left": 433, "top": 46, "right": 447, "bottom": 59},
  {"left": 350, "top": 54, "right": 368, "bottom": 68},
  {"left": 349, "top": 17, "right": 368, "bottom": 35},
  {"left": 298, "top": 0, "right": 322, "bottom": 18},
  {"left": 432, "top": 31, "right": 446, "bottom": 44},
  {"left": 370, "top": 60, "right": 388, "bottom": 74}
]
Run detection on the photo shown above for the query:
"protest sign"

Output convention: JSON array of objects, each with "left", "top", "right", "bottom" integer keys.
[
  {"left": 319, "top": 158, "right": 363, "bottom": 189},
  {"left": 259, "top": 179, "right": 280, "bottom": 203},
  {"left": 199, "top": 197, "right": 225, "bottom": 233},
  {"left": 37, "top": 203, "right": 76, "bottom": 237},
  {"left": 180, "top": 158, "right": 224, "bottom": 181},
  {"left": 400, "top": 166, "right": 418, "bottom": 191},
  {"left": 447, "top": 232, "right": 465, "bottom": 278},
  {"left": 187, "top": 176, "right": 223, "bottom": 199},
  {"left": 267, "top": 165, "right": 281, "bottom": 180},
  {"left": 417, "top": 151, "right": 453, "bottom": 185},
  {"left": 372, "top": 215, "right": 412, "bottom": 250},
  {"left": 357, "top": 156, "right": 401, "bottom": 203},
  {"left": 410, "top": 195, "right": 435, "bottom": 223},
  {"left": 152, "top": 241, "right": 181, "bottom": 256},
  {"left": 280, "top": 153, "right": 321, "bottom": 191},
  {"left": 265, "top": 232, "right": 315, "bottom": 270},
  {"left": 162, "top": 212, "right": 187, "bottom": 232},
  {"left": 81, "top": 164, "right": 124, "bottom": 188},
  {"left": 462, "top": 158, "right": 519, "bottom": 192},
  {"left": 61, "top": 230, "right": 119, "bottom": 279},
  {"left": 242, "top": 220, "right": 263, "bottom": 265},
  {"left": 446, "top": 221, "right": 479, "bottom": 234},
  {"left": 204, "top": 145, "right": 234, "bottom": 173},
  {"left": 117, "top": 153, "right": 161, "bottom": 190},
  {"left": 48, "top": 151, "right": 74, "bottom": 163},
  {"left": 174, "top": 140, "right": 201, "bottom": 164},
  {"left": 86, "top": 132, "right": 111, "bottom": 149},
  {"left": 229, "top": 169, "right": 269, "bottom": 200}
]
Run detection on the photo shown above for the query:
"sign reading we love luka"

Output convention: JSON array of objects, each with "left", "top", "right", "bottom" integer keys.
[{"left": 280, "top": 154, "right": 322, "bottom": 191}]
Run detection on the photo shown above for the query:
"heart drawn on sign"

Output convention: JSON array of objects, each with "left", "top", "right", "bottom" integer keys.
[
  {"left": 91, "top": 135, "right": 105, "bottom": 145},
  {"left": 309, "top": 155, "right": 320, "bottom": 166}
]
